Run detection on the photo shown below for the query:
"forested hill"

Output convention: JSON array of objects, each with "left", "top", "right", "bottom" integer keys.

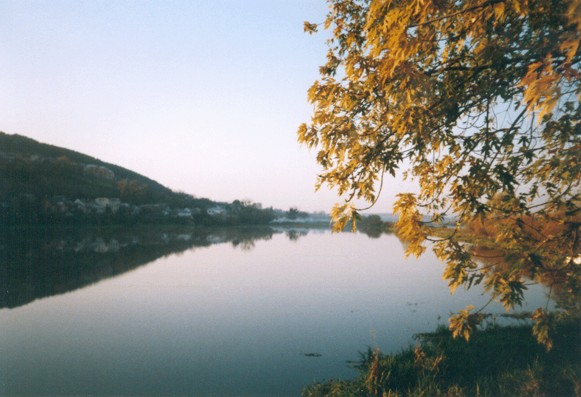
[
  {"left": 1, "top": 132, "right": 169, "bottom": 201},
  {"left": 0, "top": 132, "right": 221, "bottom": 221},
  {"left": 0, "top": 132, "right": 210, "bottom": 205}
]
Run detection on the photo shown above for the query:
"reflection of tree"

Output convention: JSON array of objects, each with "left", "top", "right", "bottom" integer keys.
[
  {"left": 470, "top": 245, "right": 580, "bottom": 316},
  {"left": 358, "top": 215, "right": 394, "bottom": 239},
  {"left": 0, "top": 226, "right": 279, "bottom": 309},
  {"left": 286, "top": 229, "right": 309, "bottom": 242},
  {"left": 231, "top": 239, "right": 256, "bottom": 251}
]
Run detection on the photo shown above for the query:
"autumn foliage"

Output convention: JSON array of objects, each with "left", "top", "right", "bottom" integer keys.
[{"left": 300, "top": 0, "right": 580, "bottom": 347}]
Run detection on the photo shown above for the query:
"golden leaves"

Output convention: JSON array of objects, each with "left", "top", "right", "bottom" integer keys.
[
  {"left": 303, "top": 21, "right": 318, "bottom": 34},
  {"left": 566, "top": 0, "right": 581, "bottom": 27},
  {"left": 300, "top": 0, "right": 580, "bottom": 347},
  {"left": 394, "top": 193, "right": 426, "bottom": 257},
  {"left": 330, "top": 203, "right": 358, "bottom": 232},
  {"left": 483, "top": 271, "right": 527, "bottom": 311},
  {"left": 559, "top": 32, "right": 580, "bottom": 64},
  {"left": 449, "top": 305, "right": 484, "bottom": 341},
  {"left": 510, "top": 0, "right": 530, "bottom": 16},
  {"left": 516, "top": 0, "right": 581, "bottom": 120},
  {"left": 493, "top": 2, "right": 506, "bottom": 21},
  {"left": 532, "top": 308, "right": 554, "bottom": 351},
  {"left": 519, "top": 58, "right": 562, "bottom": 121}
]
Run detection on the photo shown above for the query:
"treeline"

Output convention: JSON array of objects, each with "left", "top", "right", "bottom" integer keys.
[
  {"left": 0, "top": 133, "right": 282, "bottom": 226},
  {"left": 0, "top": 194, "right": 281, "bottom": 227},
  {"left": 0, "top": 133, "right": 319, "bottom": 227}
]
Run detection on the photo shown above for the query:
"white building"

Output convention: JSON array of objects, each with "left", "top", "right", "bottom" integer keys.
[
  {"left": 94, "top": 198, "right": 121, "bottom": 213},
  {"left": 207, "top": 206, "right": 226, "bottom": 216}
]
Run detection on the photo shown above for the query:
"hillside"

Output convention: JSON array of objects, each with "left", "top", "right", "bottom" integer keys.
[
  {"left": 0, "top": 132, "right": 322, "bottom": 226},
  {"left": 0, "top": 132, "right": 189, "bottom": 204},
  {"left": 0, "top": 132, "right": 223, "bottom": 224}
]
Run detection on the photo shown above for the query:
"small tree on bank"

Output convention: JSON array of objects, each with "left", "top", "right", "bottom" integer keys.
[{"left": 299, "top": 0, "right": 580, "bottom": 348}]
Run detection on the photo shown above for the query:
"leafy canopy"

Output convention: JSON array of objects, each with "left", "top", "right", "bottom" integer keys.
[{"left": 300, "top": 0, "right": 580, "bottom": 347}]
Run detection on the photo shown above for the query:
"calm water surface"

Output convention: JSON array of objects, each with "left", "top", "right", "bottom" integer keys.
[{"left": 0, "top": 227, "right": 548, "bottom": 396}]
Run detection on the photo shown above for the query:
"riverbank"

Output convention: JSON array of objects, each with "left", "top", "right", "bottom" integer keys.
[{"left": 302, "top": 319, "right": 580, "bottom": 397}]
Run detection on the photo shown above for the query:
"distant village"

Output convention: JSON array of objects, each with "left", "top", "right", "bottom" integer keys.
[
  {"left": 0, "top": 190, "right": 329, "bottom": 227},
  {"left": 39, "top": 195, "right": 226, "bottom": 221},
  {"left": 0, "top": 138, "right": 325, "bottom": 227}
]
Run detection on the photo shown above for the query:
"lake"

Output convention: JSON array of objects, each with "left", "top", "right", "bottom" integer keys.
[{"left": 0, "top": 226, "right": 548, "bottom": 396}]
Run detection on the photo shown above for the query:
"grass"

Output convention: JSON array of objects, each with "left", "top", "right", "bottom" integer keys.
[{"left": 302, "top": 319, "right": 580, "bottom": 397}]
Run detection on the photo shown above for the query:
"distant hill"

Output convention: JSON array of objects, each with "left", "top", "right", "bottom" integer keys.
[
  {"left": 0, "top": 132, "right": 217, "bottom": 213},
  {"left": 0, "top": 132, "right": 313, "bottom": 227}
]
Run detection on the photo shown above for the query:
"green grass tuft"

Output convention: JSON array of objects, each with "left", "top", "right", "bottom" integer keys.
[{"left": 302, "top": 320, "right": 581, "bottom": 397}]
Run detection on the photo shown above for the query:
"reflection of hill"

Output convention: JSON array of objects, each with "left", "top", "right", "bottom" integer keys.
[{"left": 0, "top": 226, "right": 282, "bottom": 309}]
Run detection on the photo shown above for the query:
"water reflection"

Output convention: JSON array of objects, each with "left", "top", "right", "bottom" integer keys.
[
  {"left": 283, "top": 228, "right": 310, "bottom": 242},
  {"left": 0, "top": 226, "right": 323, "bottom": 309},
  {"left": 0, "top": 227, "right": 549, "bottom": 397}
]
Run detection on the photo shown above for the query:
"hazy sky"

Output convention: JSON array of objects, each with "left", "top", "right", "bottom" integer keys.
[{"left": 1, "top": 1, "right": 414, "bottom": 212}]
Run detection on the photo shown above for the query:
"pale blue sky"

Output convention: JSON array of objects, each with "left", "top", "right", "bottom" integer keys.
[{"left": 0, "top": 0, "right": 412, "bottom": 212}]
